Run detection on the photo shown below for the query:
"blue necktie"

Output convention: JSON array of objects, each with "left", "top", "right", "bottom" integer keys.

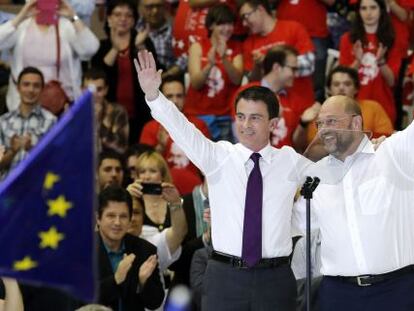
[{"left": 242, "top": 153, "right": 263, "bottom": 267}]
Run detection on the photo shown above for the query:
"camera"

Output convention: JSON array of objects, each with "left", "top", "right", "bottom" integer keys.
[{"left": 141, "top": 183, "right": 163, "bottom": 195}]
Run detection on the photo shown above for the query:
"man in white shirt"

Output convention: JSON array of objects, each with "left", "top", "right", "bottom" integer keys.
[
  {"left": 135, "top": 50, "right": 305, "bottom": 310},
  {"left": 293, "top": 95, "right": 414, "bottom": 311}
]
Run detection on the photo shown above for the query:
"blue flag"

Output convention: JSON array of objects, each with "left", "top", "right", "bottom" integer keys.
[{"left": 0, "top": 91, "right": 96, "bottom": 301}]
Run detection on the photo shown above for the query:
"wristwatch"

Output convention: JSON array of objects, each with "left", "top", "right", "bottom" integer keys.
[
  {"left": 168, "top": 198, "right": 183, "bottom": 212},
  {"left": 70, "top": 15, "right": 80, "bottom": 23}
]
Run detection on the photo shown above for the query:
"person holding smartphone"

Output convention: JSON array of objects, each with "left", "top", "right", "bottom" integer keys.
[{"left": 0, "top": 0, "right": 99, "bottom": 112}]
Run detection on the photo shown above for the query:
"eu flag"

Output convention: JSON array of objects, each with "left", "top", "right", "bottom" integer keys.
[{"left": 0, "top": 91, "right": 96, "bottom": 301}]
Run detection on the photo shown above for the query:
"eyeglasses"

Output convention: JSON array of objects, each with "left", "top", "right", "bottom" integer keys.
[
  {"left": 284, "top": 65, "right": 299, "bottom": 72},
  {"left": 315, "top": 115, "right": 357, "bottom": 129},
  {"left": 241, "top": 8, "right": 257, "bottom": 21}
]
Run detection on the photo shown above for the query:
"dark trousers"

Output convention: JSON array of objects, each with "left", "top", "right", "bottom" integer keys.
[
  {"left": 319, "top": 272, "right": 414, "bottom": 311},
  {"left": 201, "top": 259, "right": 297, "bottom": 311}
]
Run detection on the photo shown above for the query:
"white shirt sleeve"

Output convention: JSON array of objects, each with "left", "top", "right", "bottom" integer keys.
[{"left": 147, "top": 92, "right": 232, "bottom": 175}]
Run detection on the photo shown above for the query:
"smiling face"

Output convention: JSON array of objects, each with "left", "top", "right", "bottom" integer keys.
[
  {"left": 316, "top": 96, "right": 363, "bottom": 160},
  {"left": 235, "top": 98, "right": 276, "bottom": 152},
  {"left": 210, "top": 22, "right": 234, "bottom": 42},
  {"left": 108, "top": 5, "right": 135, "bottom": 34},
  {"left": 97, "top": 201, "right": 131, "bottom": 250},
  {"left": 17, "top": 73, "right": 43, "bottom": 106}
]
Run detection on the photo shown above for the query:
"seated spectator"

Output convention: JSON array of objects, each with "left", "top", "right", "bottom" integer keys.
[
  {"left": 339, "top": 0, "right": 404, "bottom": 123},
  {"left": 96, "top": 186, "right": 164, "bottom": 311},
  {"left": 240, "top": 0, "right": 315, "bottom": 114},
  {"left": 0, "top": 0, "right": 99, "bottom": 111},
  {"left": 128, "top": 151, "right": 187, "bottom": 247},
  {"left": 293, "top": 65, "right": 394, "bottom": 159},
  {"left": 83, "top": 67, "right": 129, "bottom": 154},
  {"left": 97, "top": 149, "right": 124, "bottom": 192},
  {"left": 127, "top": 184, "right": 185, "bottom": 273},
  {"left": 137, "top": 0, "right": 185, "bottom": 78},
  {"left": 140, "top": 75, "right": 210, "bottom": 177},
  {"left": 92, "top": 0, "right": 158, "bottom": 142},
  {"left": 185, "top": 3, "right": 243, "bottom": 142},
  {"left": 0, "top": 67, "right": 56, "bottom": 177}
]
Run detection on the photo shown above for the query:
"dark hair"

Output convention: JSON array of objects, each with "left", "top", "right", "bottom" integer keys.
[
  {"left": 235, "top": 86, "right": 279, "bottom": 119},
  {"left": 98, "top": 149, "right": 124, "bottom": 169},
  {"left": 160, "top": 74, "right": 185, "bottom": 92},
  {"left": 17, "top": 66, "right": 44, "bottom": 87},
  {"left": 327, "top": 66, "right": 360, "bottom": 90},
  {"left": 83, "top": 67, "right": 108, "bottom": 85},
  {"left": 263, "top": 45, "right": 298, "bottom": 75},
  {"left": 205, "top": 4, "right": 236, "bottom": 37},
  {"left": 350, "top": 0, "right": 394, "bottom": 51},
  {"left": 105, "top": 0, "right": 138, "bottom": 35},
  {"left": 98, "top": 185, "right": 133, "bottom": 219},
  {"left": 125, "top": 143, "right": 154, "bottom": 160},
  {"left": 238, "top": 0, "right": 272, "bottom": 15}
]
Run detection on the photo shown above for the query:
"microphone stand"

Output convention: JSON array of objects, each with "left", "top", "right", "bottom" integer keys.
[{"left": 300, "top": 176, "right": 320, "bottom": 311}]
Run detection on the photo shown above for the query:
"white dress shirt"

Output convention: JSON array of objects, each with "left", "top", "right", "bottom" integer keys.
[
  {"left": 293, "top": 123, "right": 414, "bottom": 276},
  {"left": 147, "top": 93, "right": 306, "bottom": 258}
]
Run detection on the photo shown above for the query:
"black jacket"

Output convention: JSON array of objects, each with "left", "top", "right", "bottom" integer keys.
[{"left": 98, "top": 233, "right": 164, "bottom": 311}]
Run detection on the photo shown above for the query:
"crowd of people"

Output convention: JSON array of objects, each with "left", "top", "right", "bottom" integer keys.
[{"left": 0, "top": 0, "right": 414, "bottom": 310}]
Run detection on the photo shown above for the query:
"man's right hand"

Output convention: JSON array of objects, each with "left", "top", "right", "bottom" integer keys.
[
  {"left": 134, "top": 50, "right": 162, "bottom": 101},
  {"left": 114, "top": 253, "right": 136, "bottom": 285}
]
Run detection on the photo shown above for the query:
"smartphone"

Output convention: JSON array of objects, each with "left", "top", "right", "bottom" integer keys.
[
  {"left": 141, "top": 183, "right": 163, "bottom": 195},
  {"left": 36, "top": 0, "right": 59, "bottom": 25}
]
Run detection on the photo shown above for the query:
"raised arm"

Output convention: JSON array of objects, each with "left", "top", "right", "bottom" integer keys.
[{"left": 134, "top": 50, "right": 162, "bottom": 101}]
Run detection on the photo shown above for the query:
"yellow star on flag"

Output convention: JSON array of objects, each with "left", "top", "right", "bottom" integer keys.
[
  {"left": 47, "top": 195, "right": 73, "bottom": 218},
  {"left": 13, "top": 256, "right": 38, "bottom": 271},
  {"left": 43, "top": 172, "right": 60, "bottom": 190},
  {"left": 39, "top": 226, "right": 65, "bottom": 249}
]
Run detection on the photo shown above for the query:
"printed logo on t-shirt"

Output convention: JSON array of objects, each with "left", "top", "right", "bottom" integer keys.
[
  {"left": 359, "top": 52, "right": 379, "bottom": 85},
  {"left": 207, "top": 66, "right": 225, "bottom": 98},
  {"left": 168, "top": 142, "right": 190, "bottom": 168},
  {"left": 270, "top": 117, "right": 288, "bottom": 146}
]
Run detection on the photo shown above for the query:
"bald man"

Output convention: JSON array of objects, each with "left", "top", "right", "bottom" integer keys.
[{"left": 293, "top": 95, "right": 414, "bottom": 311}]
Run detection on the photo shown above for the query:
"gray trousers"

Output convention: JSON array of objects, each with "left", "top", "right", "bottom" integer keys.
[{"left": 201, "top": 259, "right": 297, "bottom": 311}]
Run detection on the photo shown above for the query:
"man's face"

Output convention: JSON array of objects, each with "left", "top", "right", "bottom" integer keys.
[
  {"left": 141, "top": 0, "right": 165, "bottom": 28},
  {"left": 279, "top": 54, "right": 298, "bottom": 88},
  {"left": 329, "top": 72, "right": 358, "bottom": 98},
  {"left": 83, "top": 78, "right": 108, "bottom": 106},
  {"left": 128, "top": 199, "right": 144, "bottom": 236},
  {"left": 316, "top": 98, "right": 357, "bottom": 159},
  {"left": 127, "top": 155, "right": 139, "bottom": 180},
  {"left": 17, "top": 73, "right": 43, "bottom": 106},
  {"left": 235, "top": 98, "right": 276, "bottom": 152},
  {"left": 161, "top": 81, "right": 185, "bottom": 111},
  {"left": 98, "top": 159, "right": 124, "bottom": 190},
  {"left": 240, "top": 3, "right": 263, "bottom": 34},
  {"left": 98, "top": 201, "right": 131, "bottom": 246}
]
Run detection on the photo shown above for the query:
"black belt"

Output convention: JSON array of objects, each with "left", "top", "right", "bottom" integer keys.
[
  {"left": 211, "top": 251, "right": 289, "bottom": 269},
  {"left": 330, "top": 265, "right": 414, "bottom": 287}
]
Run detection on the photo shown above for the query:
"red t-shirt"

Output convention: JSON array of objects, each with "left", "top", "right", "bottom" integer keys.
[
  {"left": 139, "top": 115, "right": 210, "bottom": 175},
  {"left": 276, "top": 0, "right": 329, "bottom": 38},
  {"left": 243, "top": 20, "right": 315, "bottom": 113},
  {"left": 339, "top": 32, "right": 403, "bottom": 123},
  {"left": 184, "top": 38, "right": 242, "bottom": 116},
  {"left": 172, "top": 0, "right": 245, "bottom": 59},
  {"left": 116, "top": 48, "right": 135, "bottom": 118}
]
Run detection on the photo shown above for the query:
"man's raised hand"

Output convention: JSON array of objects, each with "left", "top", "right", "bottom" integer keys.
[{"left": 134, "top": 50, "right": 162, "bottom": 101}]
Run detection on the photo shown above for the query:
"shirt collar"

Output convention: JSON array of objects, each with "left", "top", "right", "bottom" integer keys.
[
  {"left": 103, "top": 239, "right": 125, "bottom": 255},
  {"left": 15, "top": 105, "right": 42, "bottom": 118},
  {"left": 236, "top": 143, "right": 273, "bottom": 165}
]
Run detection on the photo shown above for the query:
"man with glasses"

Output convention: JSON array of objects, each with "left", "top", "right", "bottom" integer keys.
[
  {"left": 293, "top": 95, "right": 414, "bottom": 310},
  {"left": 293, "top": 66, "right": 394, "bottom": 158},
  {"left": 239, "top": 0, "right": 316, "bottom": 116}
]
